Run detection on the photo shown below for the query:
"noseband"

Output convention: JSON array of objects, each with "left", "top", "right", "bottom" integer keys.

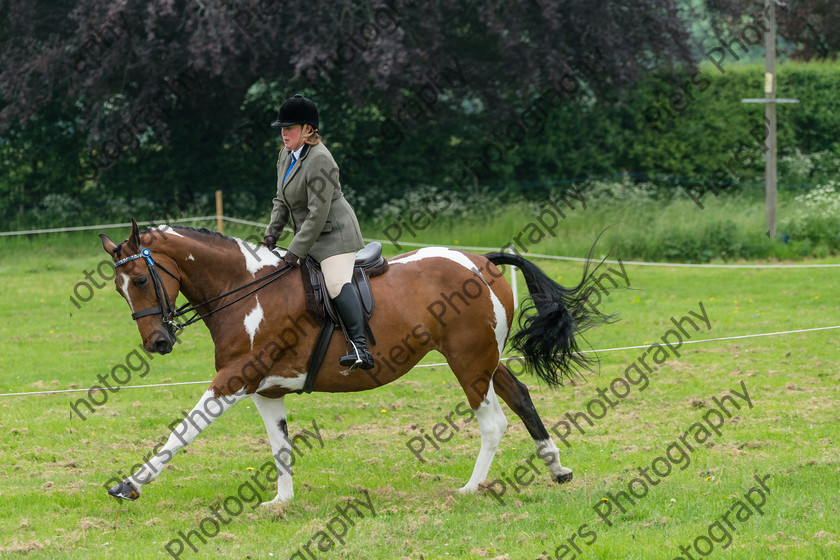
[{"left": 113, "top": 246, "right": 294, "bottom": 332}]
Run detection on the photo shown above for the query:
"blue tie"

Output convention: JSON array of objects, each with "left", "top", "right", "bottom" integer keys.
[{"left": 284, "top": 154, "right": 296, "bottom": 184}]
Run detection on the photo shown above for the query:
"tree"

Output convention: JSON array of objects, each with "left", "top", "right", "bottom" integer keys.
[
  {"left": 7, "top": 0, "right": 827, "bottom": 222},
  {"left": 704, "top": 0, "right": 840, "bottom": 60},
  {"left": 775, "top": 0, "right": 840, "bottom": 60},
  {"left": 0, "top": 1, "right": 708, "bottom": 145}
]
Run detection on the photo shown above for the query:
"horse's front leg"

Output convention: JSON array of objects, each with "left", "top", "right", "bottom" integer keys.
[
  {"left": 107, "top": 386, "right": 248, "bottom": 500},
  {"left": 251, "top": 393, "right": 295, "bottom": 505}
]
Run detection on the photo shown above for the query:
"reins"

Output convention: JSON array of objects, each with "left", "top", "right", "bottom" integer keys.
[{"left": 114, "top": 246, "right": 294, "bottom": 332}]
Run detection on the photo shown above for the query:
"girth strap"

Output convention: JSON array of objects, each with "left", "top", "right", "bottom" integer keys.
[{"left": 303, "top": 322, "right": 334, "bottom": 394}]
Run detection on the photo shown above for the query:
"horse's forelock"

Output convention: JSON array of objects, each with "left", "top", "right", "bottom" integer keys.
[{"left": 114, "top": 241, "right": 127, "bottom": 260}]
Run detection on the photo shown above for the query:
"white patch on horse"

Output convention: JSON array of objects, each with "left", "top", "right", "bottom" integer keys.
[
  {"left": 236, "top": 238, "right": 282, "bottom": 276},
  {"left": 257, "top": 373, "right": 307, "bottom": 392},
  {"left": 459, "top": 379, "right": 507, "bottom": 493},
  {"left": 392, "top": 247, "right": 506, "bottom": 357},
  {"left": 119, "top": 273, "right": 135, "bottom": 313},
  {"left": 487, "top": 285, "right": 508, "bottom": 358},
  {"left": 154, "top": 225, "right": 185, "bottom": 237},
  {"left": 391, "top": 248, "right": 488, "bottom": 283},
  {"left": 243, "top": 296, "right": 264, "bottom": 350},
  {"left": 186, "top": 254, "right": 195, "bottom": 261},
  {"left": 535, "top": 438, "right": 572, "bottom": 480}
]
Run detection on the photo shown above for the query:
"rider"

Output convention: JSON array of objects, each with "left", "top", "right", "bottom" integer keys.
[{"left": 262, "top": 94, "right": 374, "bottom": 371}]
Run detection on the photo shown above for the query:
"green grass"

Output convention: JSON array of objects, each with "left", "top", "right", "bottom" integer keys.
[{"left": 1, "top": 203, "right": 839, "bottom": 559}]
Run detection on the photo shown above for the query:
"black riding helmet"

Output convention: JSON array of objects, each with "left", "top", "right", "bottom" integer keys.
[{"left": 270, "top": 94, "right": 319, "bottom": 130}]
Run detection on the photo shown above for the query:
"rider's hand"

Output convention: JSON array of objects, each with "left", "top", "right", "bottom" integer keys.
[
  {"left": 283, "top": 250, "right": 300, "bottom": 267},
  {"left": 263, "top": 235, "right": 276, "bottom": 250}
]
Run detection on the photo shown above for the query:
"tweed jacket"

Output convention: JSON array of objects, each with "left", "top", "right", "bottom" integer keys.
[{"left": 265, "top": 142, "right": 364, "bottom": 262}]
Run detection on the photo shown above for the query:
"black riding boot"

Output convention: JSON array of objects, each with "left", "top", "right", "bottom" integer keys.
[{"left": 331, "top": 283, "right": 375, "bottom": 370}]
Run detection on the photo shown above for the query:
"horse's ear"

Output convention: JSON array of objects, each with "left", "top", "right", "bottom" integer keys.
[
  {"left": 129, "top": 218, "right": 142, "bottom": 247},
  {"left": 100, "top": 233, "right": 118, "bottom": 256}
]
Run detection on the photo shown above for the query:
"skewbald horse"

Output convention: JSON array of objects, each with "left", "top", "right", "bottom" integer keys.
[{"left": 100, "top": 219, "right": 610, "bottom": 504}]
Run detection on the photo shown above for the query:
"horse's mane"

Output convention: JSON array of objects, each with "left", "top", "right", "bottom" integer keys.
[
  {"left": 115, "top": 225, "right": 241, "bottom": 259},
  {"left": 163, "top": 225, "right": 239, "bottom": 244}
]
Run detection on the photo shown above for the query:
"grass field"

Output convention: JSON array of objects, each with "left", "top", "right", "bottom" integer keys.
[{"left": 1, "top": 208, "right": 839, "bottom": 559}]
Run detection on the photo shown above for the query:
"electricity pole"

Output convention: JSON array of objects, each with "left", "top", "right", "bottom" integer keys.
[
  {"left": 765, "top": 0, "right": 777, "bottom": 238},
  {"left": 743, "top": 1, "right": 797, "bottom": 238}
]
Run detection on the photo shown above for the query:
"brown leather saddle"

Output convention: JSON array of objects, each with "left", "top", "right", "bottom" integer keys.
[
  {"left": 298, "top": 242, "right": 388, "bottom": 392},
  {"left": 302, "top": 241, "right": 386, "bottom": 327}
]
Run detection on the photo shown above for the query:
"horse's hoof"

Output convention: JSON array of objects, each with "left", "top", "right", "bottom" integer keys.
[
  {"left": 260, "top": 495, "right": 292, "bottom": 506},
  {"left": 554, "top": 469, "right": 573, "bottom": 484},
  {"left": 260, "top": 498, "right": 291, "bottom": 507},
  {"left": 108, "top": 480, "right": 140, "bottom": 501}
]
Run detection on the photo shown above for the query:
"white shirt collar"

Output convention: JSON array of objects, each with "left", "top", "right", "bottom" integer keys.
[{"left": 290, "top": 145, "right": 304, "bottom": 160}]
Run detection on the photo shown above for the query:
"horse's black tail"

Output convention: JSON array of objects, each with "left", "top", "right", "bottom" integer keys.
[{"left": 485, "top": 247, "right": 616, "bottom": 387}]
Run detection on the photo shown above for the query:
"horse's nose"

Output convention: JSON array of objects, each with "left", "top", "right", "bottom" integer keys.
[{"left": 152, "top": 338, "right": 173, "bottom": 354}]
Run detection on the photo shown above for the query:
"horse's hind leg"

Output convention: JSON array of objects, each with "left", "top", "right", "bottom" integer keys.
[
  {"left": 448, "top": 356, "right": 509, "bottom": 494},
  {"left": 492, "top": 364, "right": 573, "bottom": 483},
  {"left": 458, "top": 377, "right": 508, "bottom": 493}
]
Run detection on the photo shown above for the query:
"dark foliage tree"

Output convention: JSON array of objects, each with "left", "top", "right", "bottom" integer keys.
[
  {"left": 773, "top": 0, "right": 840, "bottom": 60},
  {"left": 2, "top": 0, "right": 833, "bottom": 225},
  {"left": 704, "top": 0, "right": 840, "bottom": 60},
  {"left": 0, "top": 1, "right": 706, "bottom": 142}
]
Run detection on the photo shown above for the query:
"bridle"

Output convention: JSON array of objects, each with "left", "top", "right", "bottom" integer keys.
[{"left": 113, "top": 245, "right": 294, "bottom": 332}]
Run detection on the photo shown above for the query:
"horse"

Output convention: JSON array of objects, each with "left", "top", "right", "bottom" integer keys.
[{"left": 99, "top": 219, "right": 610, "bottom": 504}]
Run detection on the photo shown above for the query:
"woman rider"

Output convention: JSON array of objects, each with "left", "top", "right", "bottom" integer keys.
[{"left": 262, "top": 94, "right": 374, "bottom": 371}]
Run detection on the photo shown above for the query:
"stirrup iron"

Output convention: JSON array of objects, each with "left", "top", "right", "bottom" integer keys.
[{"left": 341, "top": 341, "right": 364, "bottom": 370}]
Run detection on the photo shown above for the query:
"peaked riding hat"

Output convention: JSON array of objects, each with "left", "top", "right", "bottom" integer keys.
[{"left": 271, "top": 94, "right": 319, "bottom": 129}]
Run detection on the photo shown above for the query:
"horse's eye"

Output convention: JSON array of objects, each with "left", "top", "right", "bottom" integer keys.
[{"left": 135, "top": 275, "right": 148, "bottom": 288}]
